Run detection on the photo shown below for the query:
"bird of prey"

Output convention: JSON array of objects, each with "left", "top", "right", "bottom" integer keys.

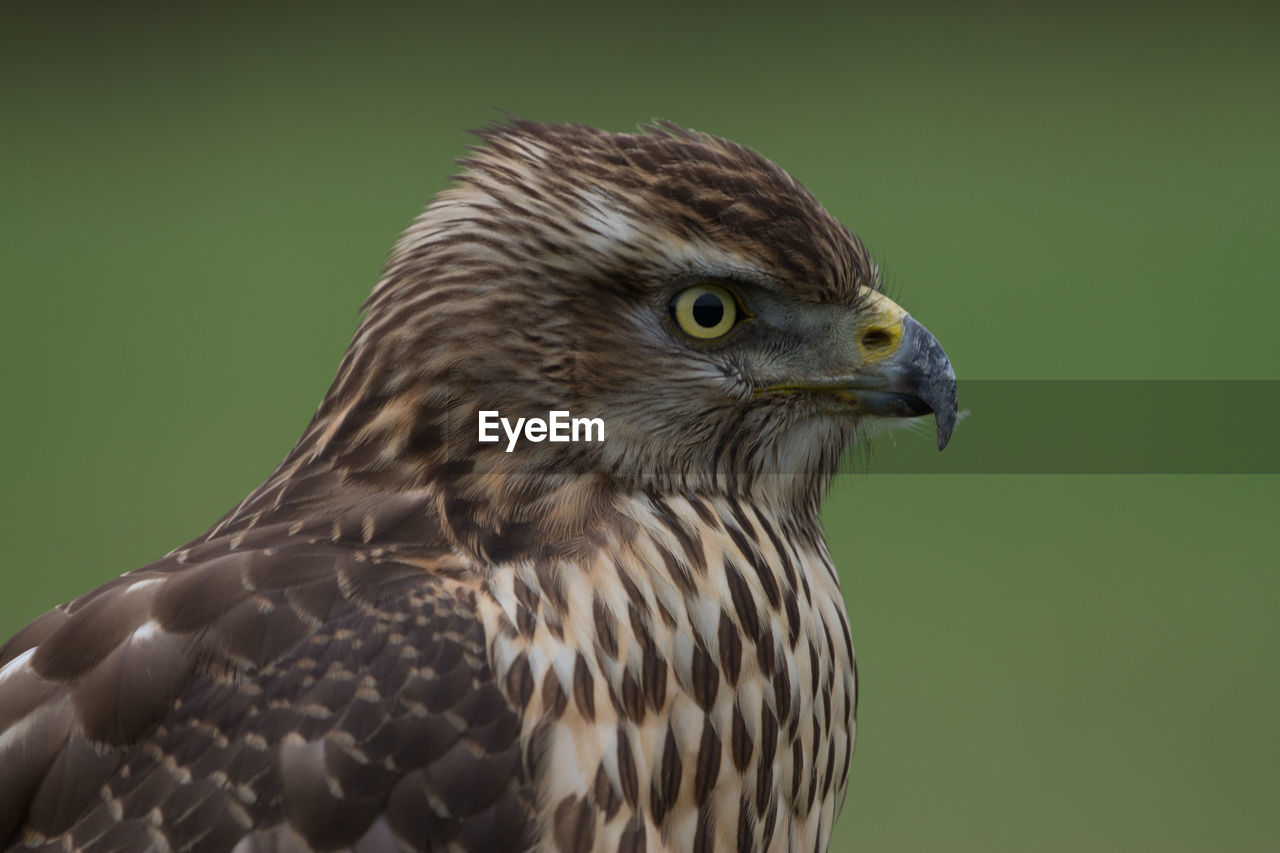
[{"left": 0, "top": 120, "right": 956, "bottom": 852}]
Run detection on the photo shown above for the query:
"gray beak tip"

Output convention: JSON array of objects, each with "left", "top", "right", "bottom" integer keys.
[
  {"left": 936, "top": 410, "right": 956, "bottom": 451},
  {"left": 931, "top": 381, "right": 958, "bottom": 450},
  {"left": 899, "top": 316, "right": 958, "bottom": 452}
]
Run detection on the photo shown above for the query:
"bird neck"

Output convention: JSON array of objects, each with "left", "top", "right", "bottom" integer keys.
[{"left": 204, "top": 371, "right": 833, "bottom": 564}]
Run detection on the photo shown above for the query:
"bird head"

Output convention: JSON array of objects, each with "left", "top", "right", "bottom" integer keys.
[{"left": 298, "top": 121, "right": 955, "bottom": 550}]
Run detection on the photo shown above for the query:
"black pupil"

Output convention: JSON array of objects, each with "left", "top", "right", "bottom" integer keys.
[{"left": 691, "top": 292, "right": 724, "bottom": 327}]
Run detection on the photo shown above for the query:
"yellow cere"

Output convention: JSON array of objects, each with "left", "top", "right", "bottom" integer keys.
[{"left": 856, "top": 291, "right": 908, "bottom": 364}]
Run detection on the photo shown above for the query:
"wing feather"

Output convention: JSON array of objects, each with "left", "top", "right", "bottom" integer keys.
[{"left": 0, "top": 522, "right": 534, "bottom": 852}]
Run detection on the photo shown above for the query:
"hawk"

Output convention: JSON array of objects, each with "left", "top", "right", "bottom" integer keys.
[{"left": 0, "top": 121, "right": 956, "bottom": 852}]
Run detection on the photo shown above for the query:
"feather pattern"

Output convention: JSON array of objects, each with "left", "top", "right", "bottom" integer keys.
[{"left": 0, "top": 120, "right": 917, "bottom": 852}]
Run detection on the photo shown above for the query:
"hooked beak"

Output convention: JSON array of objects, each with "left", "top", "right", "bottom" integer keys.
[{"left": 760, "top": 291, "right": 958, "bottom": 450}]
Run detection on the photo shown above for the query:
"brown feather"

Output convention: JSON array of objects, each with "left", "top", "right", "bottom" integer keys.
[{"left": 0, "top": 119, "right": 890, "bottom": 852}]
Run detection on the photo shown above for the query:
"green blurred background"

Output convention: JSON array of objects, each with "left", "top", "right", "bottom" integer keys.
[{"left": 2, "top": 2, "right": 1277, "bottom": 850}]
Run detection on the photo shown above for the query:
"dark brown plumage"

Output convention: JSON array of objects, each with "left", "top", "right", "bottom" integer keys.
[{"left": 0, "top": 120, "right": 955, "bottom": 852}]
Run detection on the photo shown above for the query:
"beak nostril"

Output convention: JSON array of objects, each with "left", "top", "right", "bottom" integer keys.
[{"left": 862, "top": 328, "right": 894, "bottom": 350}]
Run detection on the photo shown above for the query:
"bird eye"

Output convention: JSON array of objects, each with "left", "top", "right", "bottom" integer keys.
[{"left": 671, "top": 284, "right": 739, "bottom": 339}]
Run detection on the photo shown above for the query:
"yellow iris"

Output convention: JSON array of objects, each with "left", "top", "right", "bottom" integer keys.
[{"left": 672, "top": 284, "right": 739, "bottom": 339}]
